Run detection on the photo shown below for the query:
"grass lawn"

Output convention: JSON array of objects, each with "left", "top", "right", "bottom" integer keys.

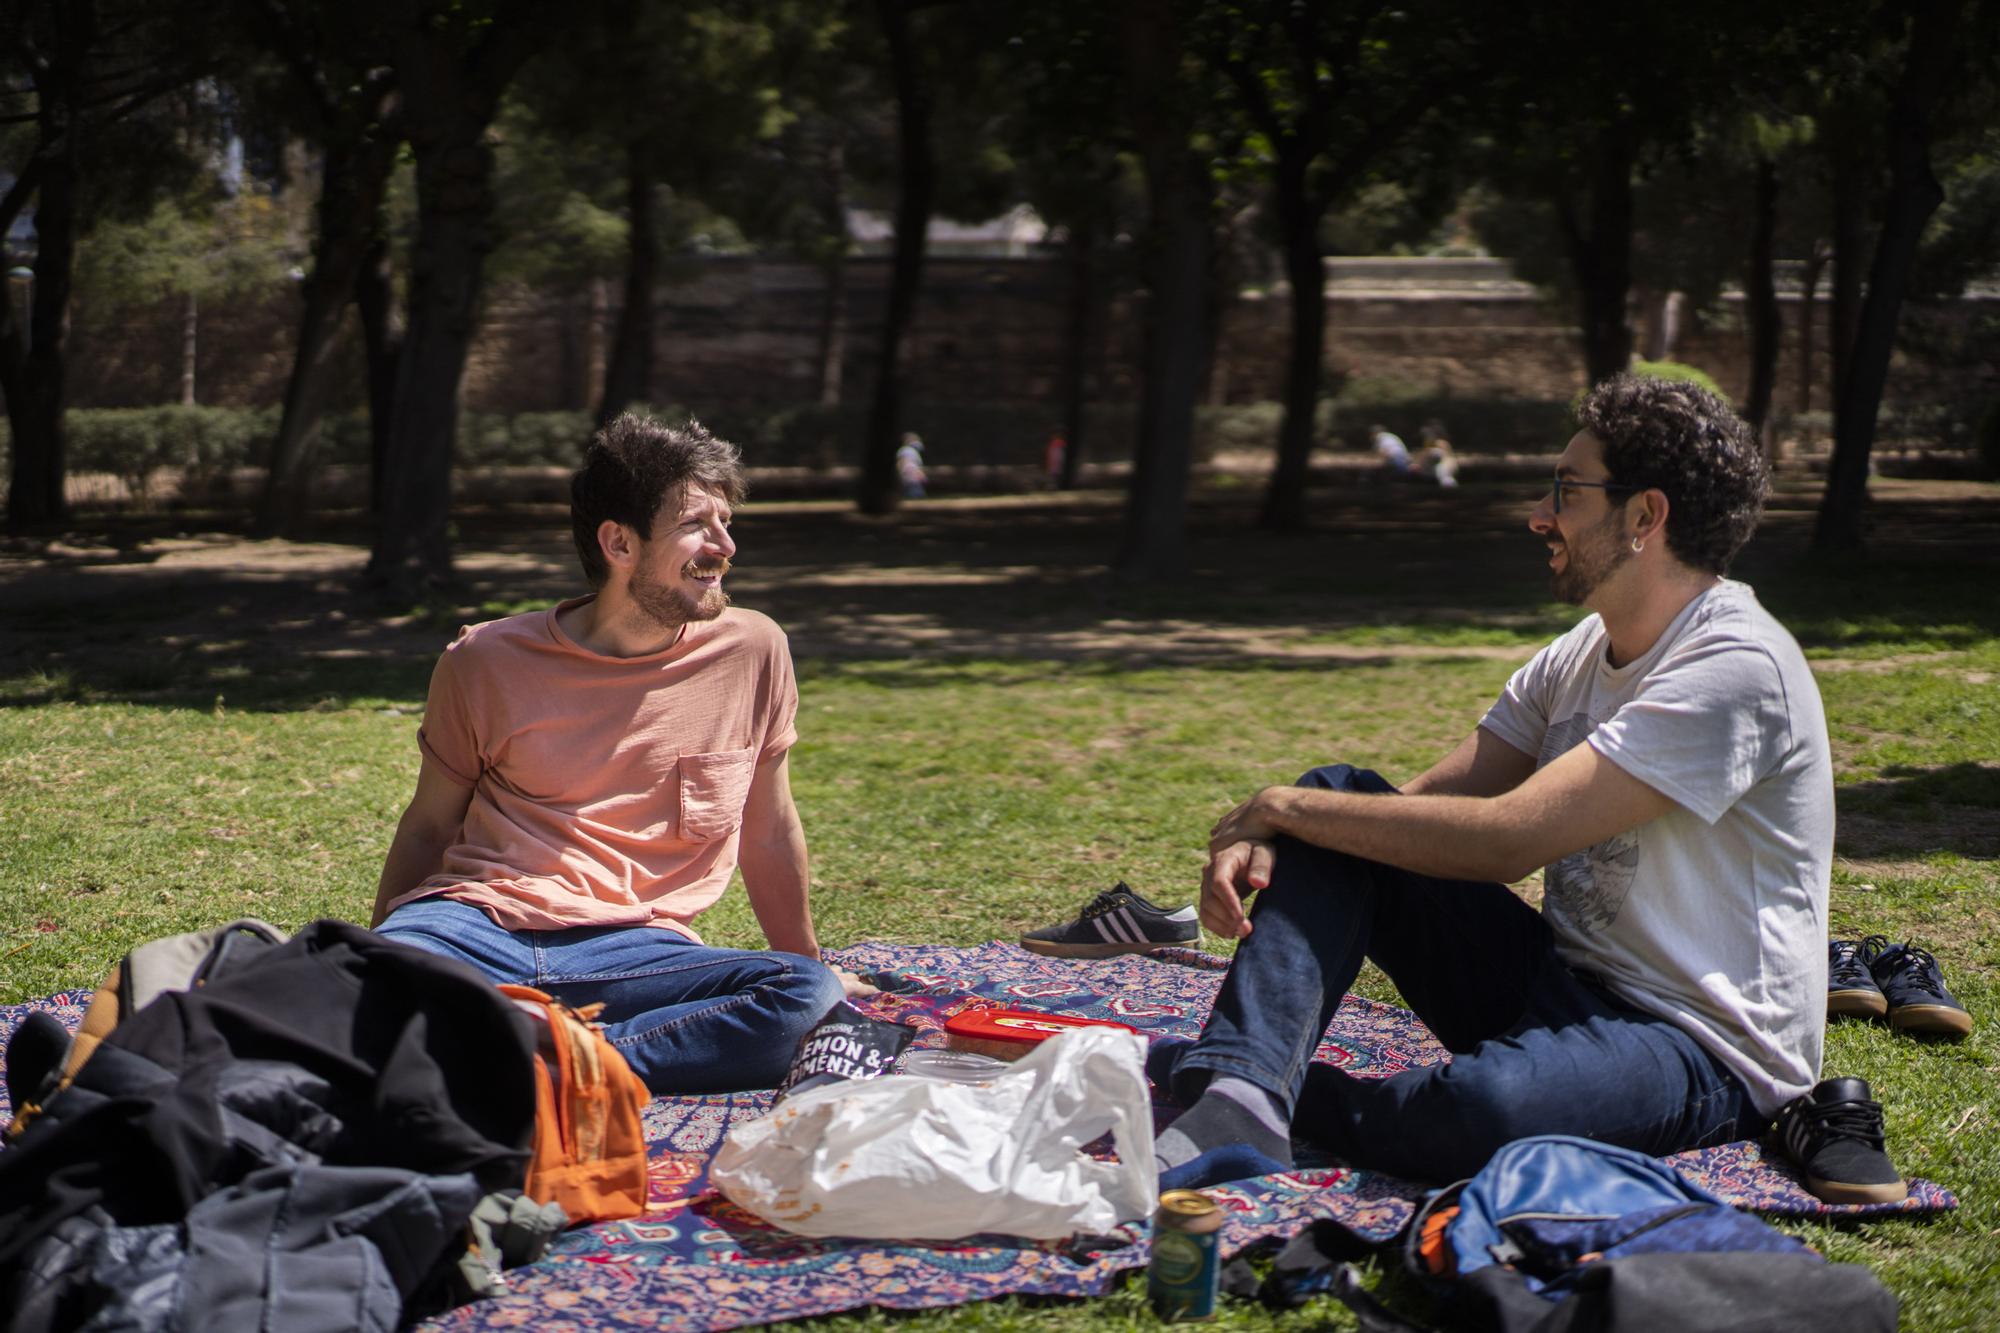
[{"left": 2, "top": 473, "right": 1996, "bottom": 1329}]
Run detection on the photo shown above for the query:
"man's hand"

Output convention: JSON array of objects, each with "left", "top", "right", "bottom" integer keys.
[
  {"left": 1201, "top": 838, "right": 1275, "bottom": 939},
  {"left": 834, "top": 966, "right": 879, "bottom": 999},
  {"left": 1208, "top": 787, "right": 1287, "bottom": 853}
]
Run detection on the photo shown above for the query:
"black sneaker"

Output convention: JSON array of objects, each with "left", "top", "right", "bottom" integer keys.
[
  {"left": 1827, "top": 935, "right": 1889, "bottom": 1020},
  {"left": 1773, "top": 1076, "right": 1907, "bottom": 1205},
  {"left": 1020, "top": 882, "right": 1199, "bottom": 958},
  {"left": 1867, "top": 939, "right": 1974, "bottom": 1038}
]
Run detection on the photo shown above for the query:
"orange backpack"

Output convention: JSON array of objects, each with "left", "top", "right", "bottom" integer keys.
[{"left": 497, "top": 985, "right": 651, "bottom": 1224}]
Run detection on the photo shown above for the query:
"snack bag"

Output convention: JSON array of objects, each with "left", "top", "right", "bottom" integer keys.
[{"left": 775, "top": 1001, "right": 915, "bottom": 1101}]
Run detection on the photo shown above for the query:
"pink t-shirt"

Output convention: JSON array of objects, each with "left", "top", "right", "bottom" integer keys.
[{"left": 384, "top": 599, "right": 800, "bottom": 939}]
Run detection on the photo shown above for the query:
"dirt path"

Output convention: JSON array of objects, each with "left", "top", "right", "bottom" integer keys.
[{"left": 3, "top": 476, "right": 1994, "bottom": 678}]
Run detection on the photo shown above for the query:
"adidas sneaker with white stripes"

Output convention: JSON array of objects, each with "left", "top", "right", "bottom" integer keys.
[{"left": 1019, "top": 882, "right": 1200, "bottom": 958}]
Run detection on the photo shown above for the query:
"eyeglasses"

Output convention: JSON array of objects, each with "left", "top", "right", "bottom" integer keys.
[{"left": 1549, "top": 478, "right": 1638, "bottom": 514}]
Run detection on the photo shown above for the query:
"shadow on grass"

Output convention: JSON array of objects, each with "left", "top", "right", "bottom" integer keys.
[
  {"left": 2, "top": 481, "right": 1995, "bottom": 712},
  {"left": 1844, "top": 763, "right": 2000, "bottom": 810},
  {"left": 1836, "top": 764, "right": 2000, "bottom": 861}
]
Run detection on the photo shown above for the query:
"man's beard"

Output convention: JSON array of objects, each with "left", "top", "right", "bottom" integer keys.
[
  {"left": 1548, "top": 518, "right": 1630, "bottom": 606},
  {"left": 630, "top": 561, "right": 730, "bottom": 629}
]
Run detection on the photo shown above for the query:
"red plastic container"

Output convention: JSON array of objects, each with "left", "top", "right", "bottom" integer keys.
[{"left": 942, "top": 1007, "right": 1138, "bottom": 1061}]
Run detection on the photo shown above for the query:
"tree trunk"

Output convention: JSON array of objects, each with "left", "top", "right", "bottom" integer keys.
[
  {"left": 816, "top": 250, "right": 848, "bottom": 409},
  {"left": 259, "top": 116, "right": 400, "bottom": 536},
  {"left": 1814, "top": 0, "right": 1959, "bottom": 552},
  {"left": 585, "top": 277, "right": 609, "bottom": 404},
  {"left": 179, "top": 292, "right": 198, "bottom": 406},
  {"left": 261, "top": 235, "right": 351, "bottom": 529},
  {"left": 369, "top": 132, "right": 492, "bottom": 591},
  {"left": 1797, "top": 243, "right": 1827, "bottom": 416},
  {"left": 1260, "top": 157, "right": 1326, "bottom": 532},
  {"left": 597, "top": 143, "right": 656, "bottom": 425},
  {"left": 858, "top": 0, "right": 931, "bottom": 516},
  {"left": 1559, "top": 123, "right": 1637, "bottom": 386},
  {"left": 814, "top": 142, "right": 848, "bottom": 408},
  {"left": 1742, "top": 156, "right": 1780, "bottom": 454},
  {"left": 1055, "top": 213, "right": 1098, "bottom": 490},
  {"left": 1115, "top": 0, "right": 1206, "bottom": 581},
  {"left": 367, "top": 14, "right": 535, "bottom": 595},
  {"left": 6, "top": 120, "right": 80, "bottom": 529},
  {"left": 1828, "top": 135, "right": 1865, "bottom": 407},
  {"left": 355, "top": 231, "right": 401, "bottom": 521},
  {"left": 0, "top": 167, "right": 42, "bottom": 513},
  {"left": 4, "top": 28, "right": 87, "bottom": 532}
]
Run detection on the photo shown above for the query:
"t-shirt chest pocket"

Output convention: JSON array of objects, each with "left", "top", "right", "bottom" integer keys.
[{"left": 678, "top": 746, "right": 759, "bottom": 841}]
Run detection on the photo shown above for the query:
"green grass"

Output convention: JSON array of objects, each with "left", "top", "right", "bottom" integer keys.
[{"left": 1, "top": 476, "right": 1996, "bottom": 1329}]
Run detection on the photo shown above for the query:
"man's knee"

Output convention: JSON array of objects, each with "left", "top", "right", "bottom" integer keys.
[
  {"left": 735, "top": 959, "right": 844, "bottom": 1084},
  {"left": 1294, "top": 763, "right": 1397, "bottom": 795},
  {"left": 770, "top": 955, "right": 846, "bottom": 1027}
]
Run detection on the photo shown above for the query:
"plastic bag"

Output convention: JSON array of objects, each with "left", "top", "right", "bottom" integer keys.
[{"left": 711, "top": 1026, "right": 1158, "bottom": 1240}]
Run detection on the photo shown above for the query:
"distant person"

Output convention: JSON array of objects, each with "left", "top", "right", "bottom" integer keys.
[
  {"left": 897, "top": 432, "right": 928, "bottom": 499},
  {"left": 1371, "top": 424, "right": 1411, "bottom": 477},
  {"left": 1421, "top": 420, "right": 1460, "bottom": 489},
  {"left": 1044, "top": 430, "right": 1068, "bottom": 490},
  {"left": 373, "top": 414, "right": 866, "bottom": 1095}
]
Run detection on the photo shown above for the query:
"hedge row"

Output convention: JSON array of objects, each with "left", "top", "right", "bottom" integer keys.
[
  {"left": 0, "top": 390, "right": 1581, "bottom": 475},
  {"left": 4, "top": 389, "right": 1989, "bottom": 484}
]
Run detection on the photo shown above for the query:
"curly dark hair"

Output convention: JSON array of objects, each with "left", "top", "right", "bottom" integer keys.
[
  {"left": 1575, "top": 374, "right": 1767, "bottom": 575},
  {"left": 570, "top": 415, "right": 746, "bottom": 588}
]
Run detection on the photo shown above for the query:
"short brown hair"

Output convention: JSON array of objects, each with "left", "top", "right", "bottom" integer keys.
[{"left": 570, "top": 415, "right": 746, "bottom": 587}]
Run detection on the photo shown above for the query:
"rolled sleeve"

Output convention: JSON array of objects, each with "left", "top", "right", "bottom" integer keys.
[
  {"left": 757, "top": 629, "right": 801, "bottom": 762},
  {"left": 416, "top": 633, "right": 483, "bottom": 787}
]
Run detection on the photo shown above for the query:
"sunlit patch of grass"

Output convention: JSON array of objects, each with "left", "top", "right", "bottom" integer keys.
[{"left": 3, "top": 485, "right": 1998, "bottom": 1330}]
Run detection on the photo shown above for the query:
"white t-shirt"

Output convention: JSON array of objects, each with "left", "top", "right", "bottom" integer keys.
[
  {"left": 1478, "top": 580, "right": 1832, "bottom": 1115},
  {"left": 1373, "top": 432, "right": 1410, "bottom": 470}
]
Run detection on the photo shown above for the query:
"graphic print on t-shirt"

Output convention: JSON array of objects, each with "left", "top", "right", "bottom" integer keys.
[{"left": 1539, "top": 712, "right": 1642, "bottom": 933}]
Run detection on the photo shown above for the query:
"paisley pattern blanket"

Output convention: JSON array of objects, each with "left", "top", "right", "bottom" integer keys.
[{"left": 0, "top": 941, "right": 1956, "bottom": 1332}]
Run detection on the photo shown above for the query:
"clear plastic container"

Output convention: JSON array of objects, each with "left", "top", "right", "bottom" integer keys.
[{"left": 897, "top": 1047, "right": 1008, "bottom": 1084}]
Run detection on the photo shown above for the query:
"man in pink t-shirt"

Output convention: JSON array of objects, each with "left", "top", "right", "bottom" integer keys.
[{"left": 372, "top": 414, "right": 855, "bottom": 1095}]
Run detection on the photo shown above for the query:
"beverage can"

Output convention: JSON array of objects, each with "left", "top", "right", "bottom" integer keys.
[{"left": 1147, "top": 1189, "right": 1222, "bottom": 1321}]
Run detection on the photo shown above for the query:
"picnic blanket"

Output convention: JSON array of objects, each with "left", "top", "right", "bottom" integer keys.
[{"left": 0, "top": 940, "right": 1957, "bottom": 1332}]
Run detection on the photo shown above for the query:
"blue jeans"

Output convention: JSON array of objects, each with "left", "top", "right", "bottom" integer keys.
[
  {"left": 377, "top": 897, "right": 845, "bottom": 1096},
  {"left": 1153, "top": 764, "right": 1760, "bottom": 1183}
]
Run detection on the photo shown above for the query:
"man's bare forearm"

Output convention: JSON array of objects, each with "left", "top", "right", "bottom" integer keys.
[
  {"left": 1229, "top": 741, "right": 1674, "bottom": 888},
  {"left": 739, "top": 821, "right": 819, "bottom": 958},
  {"left": 371, "top": 829, "right": 454, "bottom": 926},
  {"left": 1251, "top": 786, "right": 1543, "bottom": 884}
]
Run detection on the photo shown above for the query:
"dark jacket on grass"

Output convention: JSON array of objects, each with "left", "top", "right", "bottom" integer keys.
[{"left": 0, "top": 920, "right": 537, "bottom": 1332}]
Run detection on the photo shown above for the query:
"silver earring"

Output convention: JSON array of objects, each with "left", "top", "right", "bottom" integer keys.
[{"left": 1630, "top": 538, "right": 1644, "bottom": 554}]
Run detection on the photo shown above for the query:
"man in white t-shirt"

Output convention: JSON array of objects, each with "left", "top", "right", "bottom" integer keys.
[{"left": 1152, "top": 375, "right": 1835, "bottom": 1187}]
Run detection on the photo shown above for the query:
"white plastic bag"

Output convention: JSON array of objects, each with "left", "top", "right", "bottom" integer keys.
[{"left": 710, "top": 1026, "right": 1158, "bottom": 1240}]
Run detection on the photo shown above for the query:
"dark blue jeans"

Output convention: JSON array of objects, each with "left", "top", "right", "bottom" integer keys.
[
  {"left": 1153, "top": 764, "right": 1760, "bottom": 1183},
  {"left": 378, "top": 897, "right": 845, "bottom": 1096}
]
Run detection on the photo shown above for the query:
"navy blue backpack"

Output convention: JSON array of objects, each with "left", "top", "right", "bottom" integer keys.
[{"left": 1393, "top": 1135, "right": 1898, "bottom": 1332}]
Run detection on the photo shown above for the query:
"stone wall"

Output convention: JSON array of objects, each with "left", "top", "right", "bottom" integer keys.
[{"left": 59, "top": 254, "right": 1929, "bottom": 422}]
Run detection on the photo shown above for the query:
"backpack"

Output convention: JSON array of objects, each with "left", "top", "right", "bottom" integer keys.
[
  {"left": 497, "top": 984, "right": 651, "bottom": 1224},
  {"left": 7, "top": 918, "right": 286, "bottom": 1136},
  {"left": 1400, "top": 1135, "right": 1898, "bottom": 1332},
  {"left": 10, "top": 927, "right": 652, "bottom": 1230}
]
